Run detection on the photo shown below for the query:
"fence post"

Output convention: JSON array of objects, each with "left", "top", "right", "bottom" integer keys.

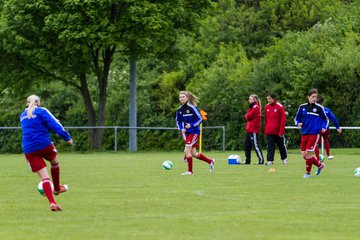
[
  {"left": 114, "top": 127, "right": 118, "bottom": 152},
  {"left": 222, "top": 126, "right": 226, "bottom": 151}
]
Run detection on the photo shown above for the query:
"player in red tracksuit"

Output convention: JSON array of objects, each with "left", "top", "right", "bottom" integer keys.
[
  {"left": 244, "top": 94, "right": 264, "bottom": 164},
  {"left": 264, "top": 93, "right": 288, "bottom": 165}
]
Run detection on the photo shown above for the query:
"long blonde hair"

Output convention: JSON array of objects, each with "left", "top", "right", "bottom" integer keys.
[
  {"left": 26, "top": 95, "right": 40, "bottom": 119},
  {"left": 179, "top": 91, "right": 199, "bottom": 106},
  {"left": 250, "top": 94, "right": 261, "bottom": 114}
]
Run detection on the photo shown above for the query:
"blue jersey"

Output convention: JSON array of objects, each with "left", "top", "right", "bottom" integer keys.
[
  {"left": 294, "top": 102, "right": 329, "bottom": 135},
  {"left": 323, "top": 106, "right": 340, "bottom": 130},
  {"left": 176, "top": 103, "right": 203, "bottom": 135},
  {"left": 20, "top": 107, "right": 71, "bottom": 154}
]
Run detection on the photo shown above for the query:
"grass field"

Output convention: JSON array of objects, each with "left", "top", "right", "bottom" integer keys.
[{"left": 1, "top": 149, "right": 360, "bottom": 239}]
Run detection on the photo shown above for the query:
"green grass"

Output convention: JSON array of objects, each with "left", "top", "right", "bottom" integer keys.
[{"left": 1, "top": 149, "right": 360, "bottom": 239}]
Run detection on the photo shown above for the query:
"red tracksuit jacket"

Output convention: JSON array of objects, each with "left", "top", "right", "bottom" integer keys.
[
  {"left": 245, "top": 102, "right": 261, "bottom": 134},
  {"left": 264, "top": 100, "right": 286, "bottom": 136}
]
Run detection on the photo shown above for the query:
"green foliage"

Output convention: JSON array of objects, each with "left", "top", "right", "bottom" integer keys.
[
  {"left": 2, "top": 0, "right": 360, "bottom": 152},
  {"left": 187, "top": 43, "right": 253, "bottom": 150},
  {"left": 0, "top": 0, "right": 212, "bottom": 150},
  {"left": 205, "top": 0, "right": 342, "bottom": 58}
]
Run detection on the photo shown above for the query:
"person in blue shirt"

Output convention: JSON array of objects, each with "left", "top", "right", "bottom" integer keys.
[
  {"left": 314, "top": 96, "right": 342, "bottom": 160},
  {"left": 20, "top": 95, "right": 73, "bottom": 211},
  {"left": 294, "top": 89, "right": 329, "bottom": 178},
  {"left": 176, "top": 91, "right": 215, "bottom": 175}
]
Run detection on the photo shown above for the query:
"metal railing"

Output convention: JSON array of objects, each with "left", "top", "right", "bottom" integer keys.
[
  {"left": 0, "top": 126, "right": 226, "bottom": 152},
  {"left": 2, "top": 125, "right": 358, "bottom": 152}
]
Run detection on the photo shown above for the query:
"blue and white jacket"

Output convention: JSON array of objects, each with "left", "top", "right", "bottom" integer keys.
[
  {"left": 294, "top": 102, "right": 329, "bottom": 135},
  {"left": 176, "top": 103, "right": 203, "bottom": 135},
  {"left": 20, "top": 107, "right": 71, "bottom": 154}
]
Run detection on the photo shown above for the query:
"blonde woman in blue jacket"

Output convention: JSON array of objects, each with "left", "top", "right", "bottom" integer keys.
[
  {"left": 176, "top": 91, "right": 215, "bottom": 175},
  {"left": 20, "top": 95, "right": 73, "bottom": 211}
]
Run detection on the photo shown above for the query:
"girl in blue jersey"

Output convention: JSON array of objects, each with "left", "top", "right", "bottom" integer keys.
[
  {"left": 294, "top": 89, "right": 329, "bottom": 178},
  {"left": 176, "top": 91, "right": 215, "bottom": 175},
  {"left": 20, "top": 95, "right": 73, "bottom": 211},
  {"left": 314, "top": 96, "right": 342, "bottom": 160}
]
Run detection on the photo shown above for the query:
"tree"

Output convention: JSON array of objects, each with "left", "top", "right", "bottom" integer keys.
[
  {"left": 0, "top": 0, "right": 211, "bottom": 149},
  {"left": 203, "top": 0, "right": 342, "bottom": 58},
  {"left": 188, "top": 43, "right": 253, "bottom": 150}
]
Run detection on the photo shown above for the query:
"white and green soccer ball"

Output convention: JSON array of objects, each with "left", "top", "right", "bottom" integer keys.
[
  {"left": 162, "top": 160, "right": 173, "bottom": 170},
  {"left": 37, "top": 181, "right": 54, "bottom": 196},
  {"left": 319, "top": 154, "right": 324, "bottom": 162},
  {"left": 354, "top": 167, "right": 360, "bottom": 177}
]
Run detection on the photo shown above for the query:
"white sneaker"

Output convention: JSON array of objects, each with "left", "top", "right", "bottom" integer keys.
[
  {"left": 182, "top": 171, "right": 194, "bottom": 175},
  {"left": 265, "top": 161, "right": 273, "bottom": 166},
  {"left": 282, "top": 159, "right": 288, "bottom": 165},
  {"left": 210, "top": 159, "right": 215, "bottom": 173},
  {"left": 328, "top": 155, "right": 334, "bottom": 160}
]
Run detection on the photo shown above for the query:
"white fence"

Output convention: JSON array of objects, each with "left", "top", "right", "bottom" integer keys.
[
  {"left": 285, "top": 126, "right": 360, "bottom": 154},
  {"left": 1, "top": 125, "right": 359, "bottom": 152},
  {"left": 0, "top": 126, "right": 226, "bottom": 152}
]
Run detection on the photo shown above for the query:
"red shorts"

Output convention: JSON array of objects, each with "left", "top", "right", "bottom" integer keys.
[
  {"left": 183, "top": 133, "right": 199, "bottom": 148},
  {"left": 300, "top": 134, "right": 320, "bottom": 152},
  {"left": 24, "top": 144, "right": 58, "bottom": 172},
  {"left": 320, "top": 129, "right": 330, "bottom": 139}
]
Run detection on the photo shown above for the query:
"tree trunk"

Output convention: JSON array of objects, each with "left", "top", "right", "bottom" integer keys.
[
  {"left": 79, "top": 72, "right": 99, "bottom": 148},
  {"left": 78, "top": 39, "right": 115, "bottom": 150}
]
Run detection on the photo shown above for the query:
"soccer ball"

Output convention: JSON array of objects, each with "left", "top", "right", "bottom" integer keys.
[
  {"left": 354, "top": 167, "right": 360, "bottom": 177},
  {"left": 319, "top": 154, "right": 324, "bottom": 162},
  {"left": 162, "top": 160, "right": 173, "bottom": 170},
  {"left": 37, "top": 181, "right": 54, "bottom": 196}
]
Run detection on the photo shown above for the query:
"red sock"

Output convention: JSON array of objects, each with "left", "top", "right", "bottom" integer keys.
[
  {"left": 324, "top": 142, "right": 330, "bottom": 156},
  {"left": 42, "top": 178, "right": 56, "bottom": 204},
  {"left": 186, "top": 156, "right": 193, "bottom": 173},
  {"left": 312, "top": 156, "right": 322, "bottom": 167},
  {"left": 51, "top": 163, "right": 60, "bottom": 191},
  {"left": 314, "top": 147, "right": 320, "bottom": 161},
  {"left": 305, "top": 157, "right": 312, "bottom": 174},
  {"left": 326, "top": 150, "right": 331, "bottom": 156},
  {"left": 196, "top": 153, "right": 212, "bottom": 164}
]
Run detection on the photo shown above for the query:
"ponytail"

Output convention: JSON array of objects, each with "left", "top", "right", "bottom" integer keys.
[
  {"left": 26, "top": 95, "right": 40, "bottom": 119},
  {"left": 250, "top": 94, "right": 261, "bottom": 114}
]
